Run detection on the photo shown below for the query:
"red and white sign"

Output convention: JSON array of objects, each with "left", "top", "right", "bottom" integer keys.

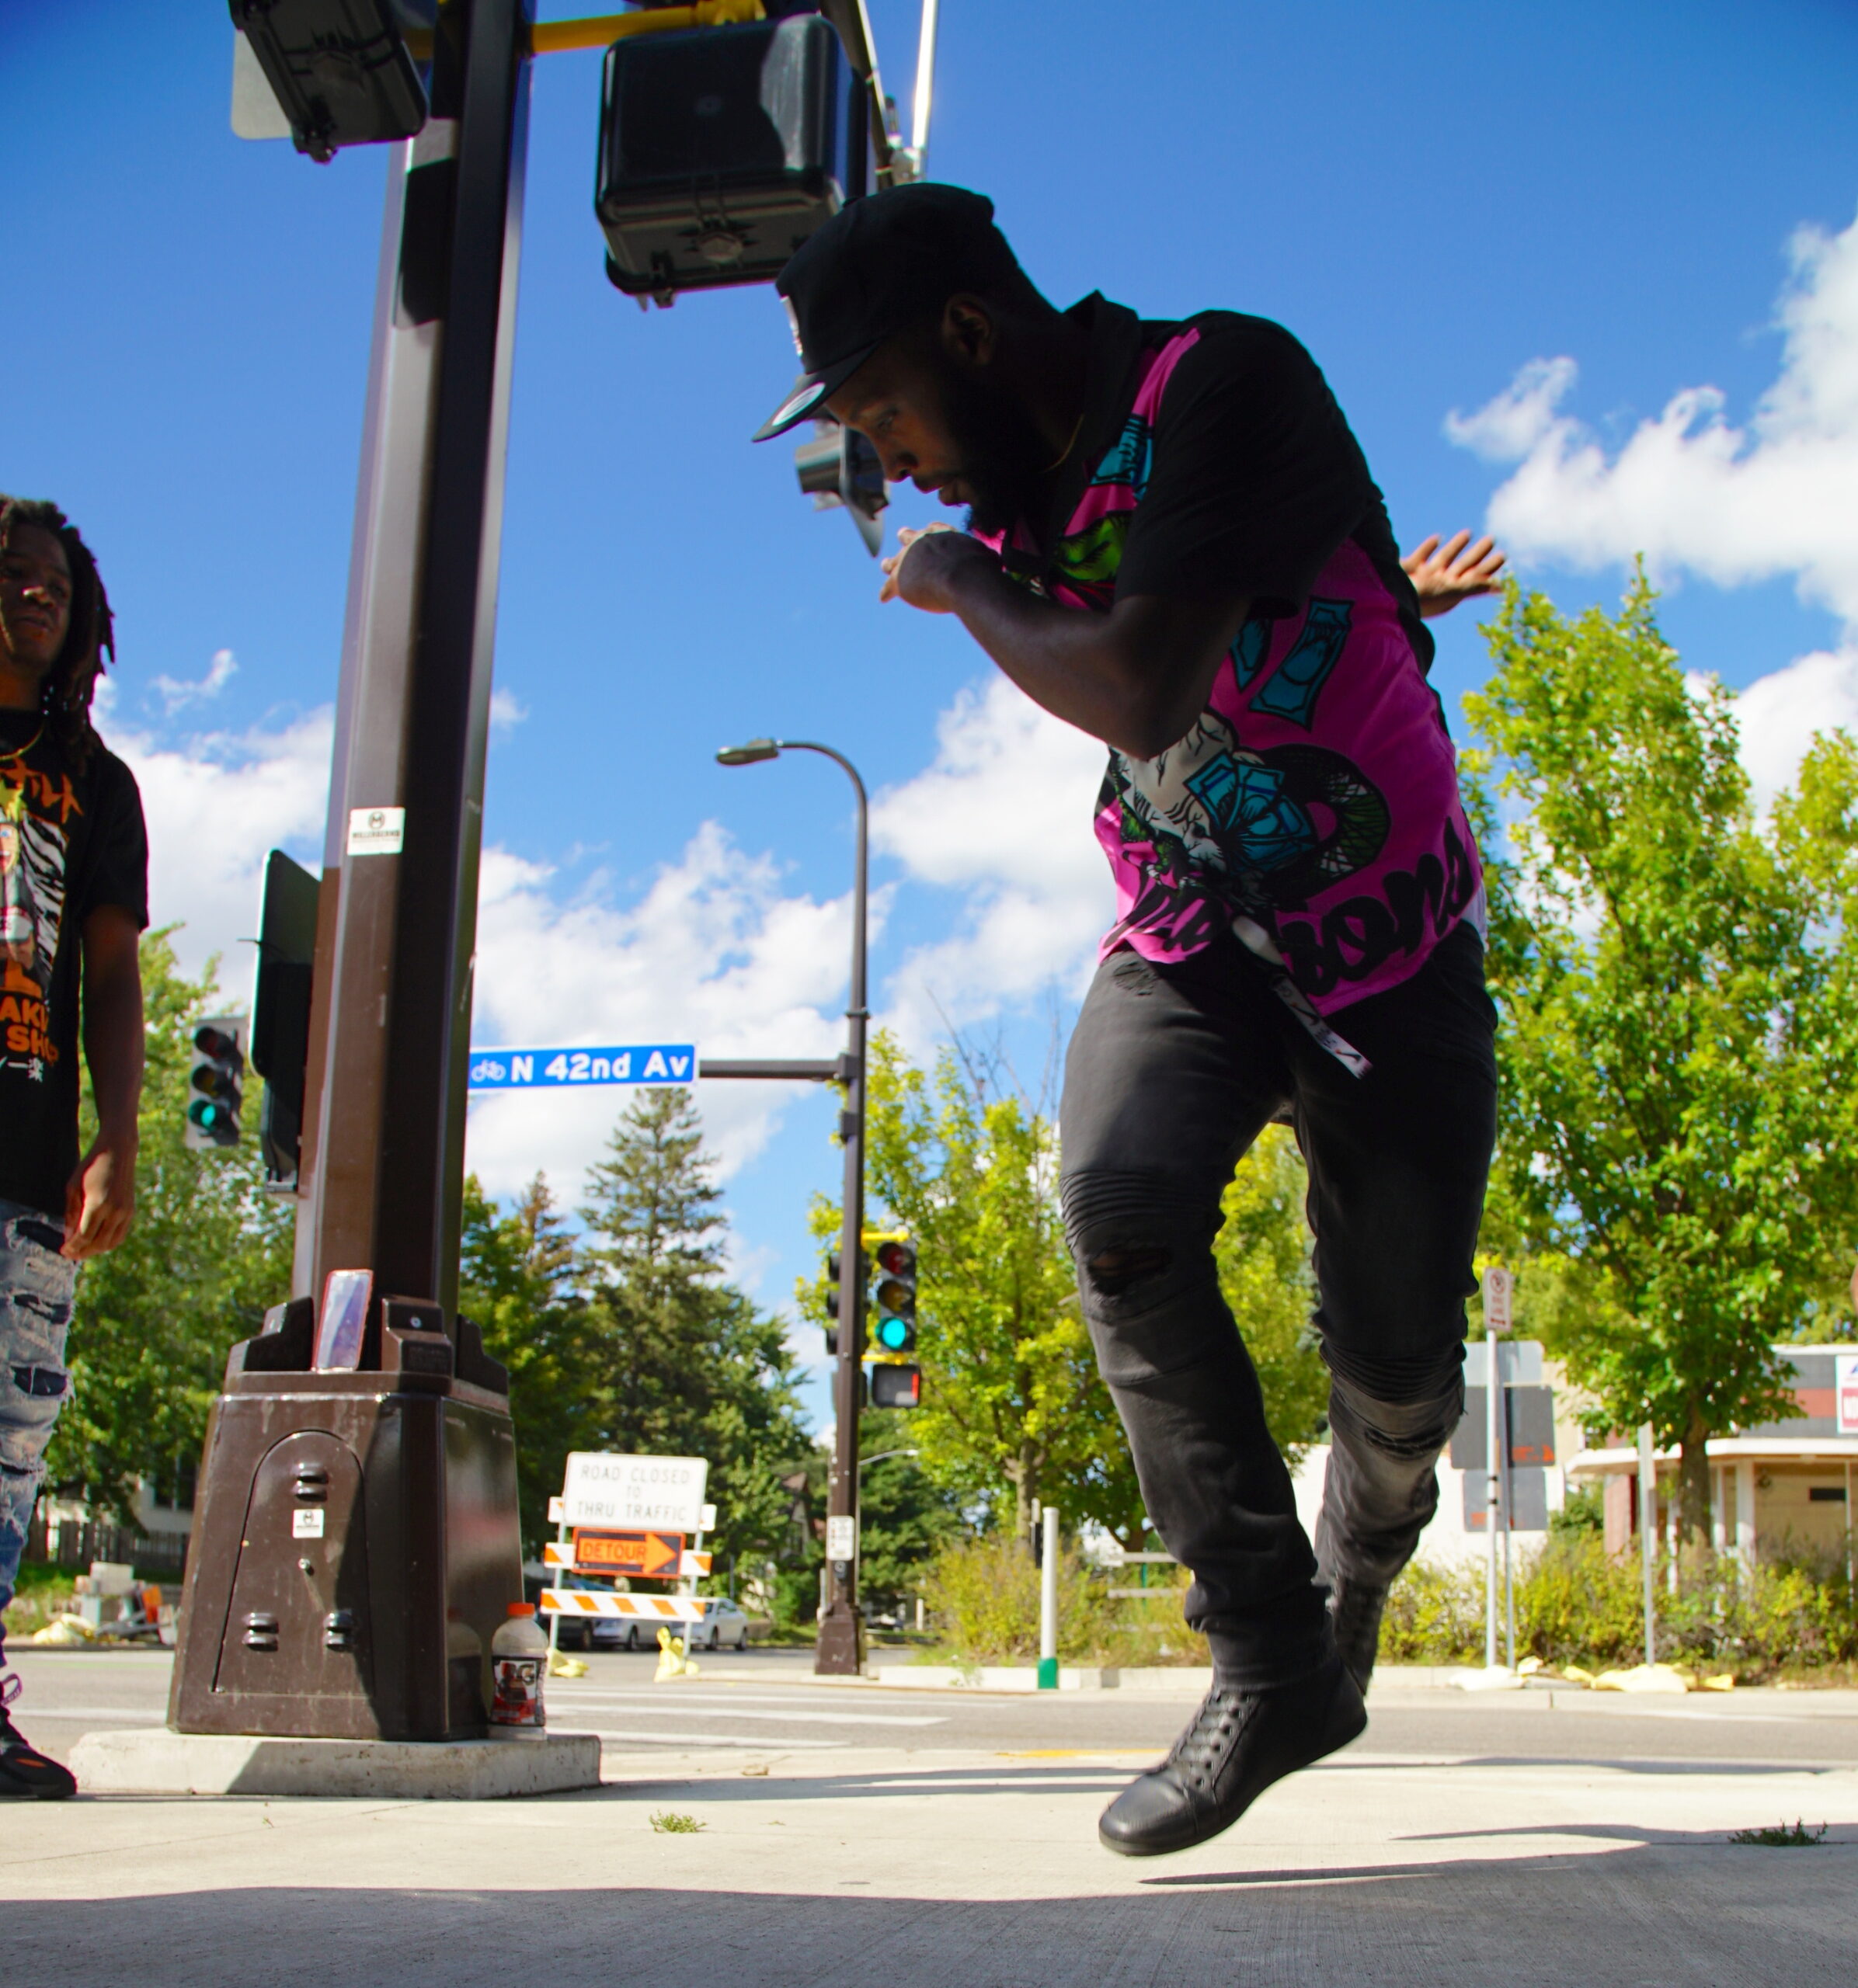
[
  {"left": 1837, "top": 1354, "right": 1858, "bottom": 1435},
  {"left": 1481, "top": 1265, "right": 1515, "bottom": 1333},
  {"left": 541, "top": 1589, "right": 709, "bottom": 1625}
]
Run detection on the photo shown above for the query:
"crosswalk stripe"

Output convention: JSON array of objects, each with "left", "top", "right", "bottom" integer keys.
[{"left": 545, "top": 1698, "right": 945, "bottom": 1729}]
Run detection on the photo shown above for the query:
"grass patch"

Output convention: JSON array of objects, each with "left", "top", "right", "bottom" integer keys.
[
  {"left": 649, "top": 1811, "right": 705, "bottom": 1834},
  {"left": 1728, "top": 1819, "right": 1826, "bottom": 1847}
]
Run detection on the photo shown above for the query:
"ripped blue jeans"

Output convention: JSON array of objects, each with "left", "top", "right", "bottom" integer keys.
[{"left": 0, "top": 1201, "right": 77, "bottom": 1670}]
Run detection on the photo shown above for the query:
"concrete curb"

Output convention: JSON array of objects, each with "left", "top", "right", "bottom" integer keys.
[{"left": 68, "top": 1726, "right": 602, "bottom": 1798}]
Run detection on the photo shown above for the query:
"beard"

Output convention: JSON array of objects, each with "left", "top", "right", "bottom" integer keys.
[{"left": 938, "top": 366, "right": 1053, "bottom": 539}]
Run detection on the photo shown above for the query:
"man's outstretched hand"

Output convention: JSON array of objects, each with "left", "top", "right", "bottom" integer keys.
[
  {"left": 879, "top": 524, "right": 998, "bottom": 612},
  {"left": 1402, "top": 530, "right": 1508, "bottom": 620}
]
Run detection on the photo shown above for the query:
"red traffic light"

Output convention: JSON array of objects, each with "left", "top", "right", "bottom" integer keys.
[
  {"left": 875, "top": 1240, "right": 916, "bottom": 1277},
  {"left": 193, "top": 1024, "right": 244, "bottom": 1066}
]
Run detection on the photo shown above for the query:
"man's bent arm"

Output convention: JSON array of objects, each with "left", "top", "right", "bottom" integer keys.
[
  {"left": 889, "top": 530, "right": 1248, "bottom": 759},
  {"left": 65, "top": 905, "right": 144, "bottom": 1259}
]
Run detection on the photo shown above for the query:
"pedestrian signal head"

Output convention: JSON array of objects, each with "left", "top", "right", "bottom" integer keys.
[{"left": 870, "top": 1363, "right": 921, "bottom": 1409}]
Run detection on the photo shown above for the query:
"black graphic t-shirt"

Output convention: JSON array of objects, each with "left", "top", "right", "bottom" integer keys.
[
  {"left": 977, "top": 297, "right": 1483, "bottom": 1013},
  {"left": 0, "top": 710, "right": 149, "bottom": 1217}
]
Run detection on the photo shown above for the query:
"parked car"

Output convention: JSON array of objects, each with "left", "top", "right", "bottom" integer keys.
[{"left": 687, "top": 1597, "right": 751, "bottom": 1651}]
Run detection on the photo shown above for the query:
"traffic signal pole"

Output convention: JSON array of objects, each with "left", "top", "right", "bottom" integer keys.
[
  {"left": 296, "top": 0, "right": 531, "bottom": 1312},
  {"left": 821, "top": 749, "right": 870, "bottom": 1677}
]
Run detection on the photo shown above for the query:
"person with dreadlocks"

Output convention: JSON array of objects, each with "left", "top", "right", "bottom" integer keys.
[{"left": 0, "top": 495, "right": 148, "bottom": 1800}]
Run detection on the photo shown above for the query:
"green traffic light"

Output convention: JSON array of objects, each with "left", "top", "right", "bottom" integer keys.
[{"left": 874, "top": 1315, "right": 913, "bottom": 1353}]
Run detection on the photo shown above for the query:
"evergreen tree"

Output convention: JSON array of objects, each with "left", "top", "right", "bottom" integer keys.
[
  {"left": 460, "top": 1171, "right": 596, "bottom": 1552},
  {"left": 579, "top": 1087, "right": 812, "bottom": 1576}
]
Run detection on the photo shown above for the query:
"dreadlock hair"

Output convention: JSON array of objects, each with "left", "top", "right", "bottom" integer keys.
[{"left": 0, "top": 494, "right": 114, "bottom": 771}]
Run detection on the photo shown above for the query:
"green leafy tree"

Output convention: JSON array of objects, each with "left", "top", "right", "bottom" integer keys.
[
  {"left": 1465, "top": 572, "right": 1858, "bottom": 1545},
  {"left": 579, "top": 1086, "right": 813, "bottom": 1578},
  {"left": 1213, "top": 1124, "right": 1329, "bottom": 1464},
  {"left": 460, "top": 1171, "right": 597, "bottom": 1552},
  {"left": 50, "top": 930, "right": 293, "bottom": 1521},
  {"left": 804, "top": 1032, "right": 1141, "bottom": 1544}
]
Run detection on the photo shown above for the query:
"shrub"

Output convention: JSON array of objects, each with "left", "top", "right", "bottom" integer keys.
[
  {"left": 920, "top": 1534, "right": 1209, "bottom": 1666},
  {"left": 1380, "top": 1534, "right": 1856, "bottom": 1677}
]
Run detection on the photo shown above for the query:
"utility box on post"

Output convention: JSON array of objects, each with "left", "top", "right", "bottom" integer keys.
[
  {"left": 596, "top": 12, "right": 855, "bottom": 304},
  {"left": 169, "top": 1294, "right": 522, "bottom": 1741}
]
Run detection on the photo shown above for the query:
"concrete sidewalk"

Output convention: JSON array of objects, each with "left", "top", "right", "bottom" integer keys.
[{"left": 13, "top": 1736, "right": 1858, "bottom": 1985}]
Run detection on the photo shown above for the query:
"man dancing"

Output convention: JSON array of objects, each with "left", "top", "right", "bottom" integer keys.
[{"left": 755, "top": 185, "right": 1501, "bottom": 1856}]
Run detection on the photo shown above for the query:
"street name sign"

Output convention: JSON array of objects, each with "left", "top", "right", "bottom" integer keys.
[
  {"left": 468, "top": 1044, "right": 697, "bottom": 1090},
  {"left": 559, "top": 1452, "right": 709, "bottom": 1531},
  {"left": 572, "top": 1528, "right": 684, "bottom": 1579}
]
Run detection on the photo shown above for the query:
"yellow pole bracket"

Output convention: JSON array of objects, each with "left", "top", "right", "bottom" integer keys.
[{"left": 531, "top": 0, "right": 764, "bottom": 57}]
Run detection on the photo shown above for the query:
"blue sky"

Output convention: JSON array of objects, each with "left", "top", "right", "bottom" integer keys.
[{"left": 6, "top": 1, "right": 1856, "bottom": 1427}]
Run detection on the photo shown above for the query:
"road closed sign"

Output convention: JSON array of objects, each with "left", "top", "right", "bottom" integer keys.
[{"left": 560, "top": 1453, "right": 709, "bottom": 1531}]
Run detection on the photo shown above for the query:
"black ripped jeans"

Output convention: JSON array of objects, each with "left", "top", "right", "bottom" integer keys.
[{"left": 1059, "top": 923, "right": 1497, "bottom": 1688}]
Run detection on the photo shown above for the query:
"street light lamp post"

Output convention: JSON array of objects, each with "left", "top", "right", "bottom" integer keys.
[{"left": 717, "top": 737, "right": 870, "bottom": 1677}]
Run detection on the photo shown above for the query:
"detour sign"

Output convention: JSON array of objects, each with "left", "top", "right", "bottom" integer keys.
[{"left": 573, "top": 1528, "right": 684, "bottom": 1579}]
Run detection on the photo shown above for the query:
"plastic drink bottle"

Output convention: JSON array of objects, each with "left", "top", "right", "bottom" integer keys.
[{"left": 489, "top": 1602, "right": 548, "bottom": 1735}]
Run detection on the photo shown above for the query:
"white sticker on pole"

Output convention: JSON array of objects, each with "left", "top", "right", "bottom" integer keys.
[
  {"left": 559, "top": 1452, "right": 708, "bottom": 1531},
  {"left": 347, "top": 805, "right": 405, "bottom": 856},
  {"left": 699, "top": 1503, "right": 717, "bottom": 1532},
  {"left": 826, "top": 1514, "right": 857, "bottom": 1562},
  {"left": 1837, "top": 1354, "right": 1858, "bottom": 1435},
  {"left": 1481, "top": 1264, "right": 1515, "bottom": 1333},
  {"left": 292, "top": 1508, "right": 325, "bottom": 1538}
]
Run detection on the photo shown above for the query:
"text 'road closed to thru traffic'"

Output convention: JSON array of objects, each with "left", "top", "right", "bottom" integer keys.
[{"left": 559, "top": 1453, "right": 709, "bottom": 1532}]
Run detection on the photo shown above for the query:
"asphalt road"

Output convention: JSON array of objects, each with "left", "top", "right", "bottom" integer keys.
[{"left": 12, "top": 1643, "right": 1858, "bottom": 1768}]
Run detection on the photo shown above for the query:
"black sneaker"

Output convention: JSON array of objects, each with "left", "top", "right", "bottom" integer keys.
[
  {"left": 1327, "top": 1576, "right": 1390, "bottom": 1694},
  {"left": 1098, "top": 1653, "right": 1365, "bottom": 1857},
  {"left": 0, "top": 1705, "right": 78, "bottom": 1799}
]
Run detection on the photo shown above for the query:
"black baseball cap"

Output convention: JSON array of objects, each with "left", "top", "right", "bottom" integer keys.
[{"left": 751, "top": 183, "right": 1021, "bottom": 442}]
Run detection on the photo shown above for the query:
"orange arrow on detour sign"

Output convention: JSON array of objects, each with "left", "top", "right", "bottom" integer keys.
[{"left": 573, "top": 1528, "right": 685, "bottom": 1579}]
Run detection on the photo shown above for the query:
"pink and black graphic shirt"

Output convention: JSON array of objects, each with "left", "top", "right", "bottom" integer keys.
[{"left": 980, "top": 297, "right": 1484, "bottom": 1017}]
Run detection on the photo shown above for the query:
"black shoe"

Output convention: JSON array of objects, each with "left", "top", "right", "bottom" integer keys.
[
  {"left": 1327, "top": 1576, "right": 1389, "bottom": 1694},
  {"left": 1098, "top": 1654, "right": 1365, "bottom": 1858},
  {"left": 0, "top": 1706, "right": 78, "bottom": 1799}
]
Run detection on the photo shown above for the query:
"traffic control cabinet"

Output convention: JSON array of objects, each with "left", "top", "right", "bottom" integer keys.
[{"left": 168, "top": 1295, "right": 522, "bottom": 1741}]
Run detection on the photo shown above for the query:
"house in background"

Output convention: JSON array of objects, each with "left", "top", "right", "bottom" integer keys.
[
  {"left": 1565, "top": 1347, "right": 1858, "bottom": 1566},
  {"left": 1293, "top": 1347, "right": 1856, "bottom": 1573}
]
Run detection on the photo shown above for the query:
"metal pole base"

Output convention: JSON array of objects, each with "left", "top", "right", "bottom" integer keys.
[{"left": 815, "top": 1601, "right": 865, "bottom": 1676}]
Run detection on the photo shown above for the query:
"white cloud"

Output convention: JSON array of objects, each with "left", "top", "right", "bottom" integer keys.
[
  {"left": 149, "top": 647, "right": 238, "bottom": 714},
  {"left": 1731, "top": 646, "right": 1858, "bottom": 811},
  {"left": 1449, "top": 208, "right": 1858, "bottom": 628},
  {"left": 1444, "top": 356, "right": 1578, "bottom": 463},
  {"left": 111, "top": 707, "right": 332, "bottom": 987},
  {"left": 871, "top": 674, "right": 1112, "bottom": 1047},
  {"left": 489, "top": 686, "right": 527, "bottom": 733},
  {"left": 1450, "top": 205, "right": 1858, "bottom": 806},
  {"left": 464, "top": 822, "right": 857, "bottom": 1201},
  {"left": 101, "top": 666, "right": 1122, "bottom": 1218}
]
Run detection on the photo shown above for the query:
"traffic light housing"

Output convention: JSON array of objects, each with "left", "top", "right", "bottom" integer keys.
[
  {"left": 230, "top": 1, "right": 436, "bottom": 165},
  {"left": 794, "top": 421, "right": 888, "bottom": 557},
  {"left": 823, "top": 1247, "right": 865, "bottom": 1360},
  {"left": 186, "top": 1016, "right": 246, "bottom": 1150},
  {"left": 869, "top": 1238, "right": 917, "bottom": 1358},
  {"left": 251, "top": 850, "right": 319, "bottom": 1186},
  {"left": 595, "top": 12, "right": 858, "bottom": 305}
]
